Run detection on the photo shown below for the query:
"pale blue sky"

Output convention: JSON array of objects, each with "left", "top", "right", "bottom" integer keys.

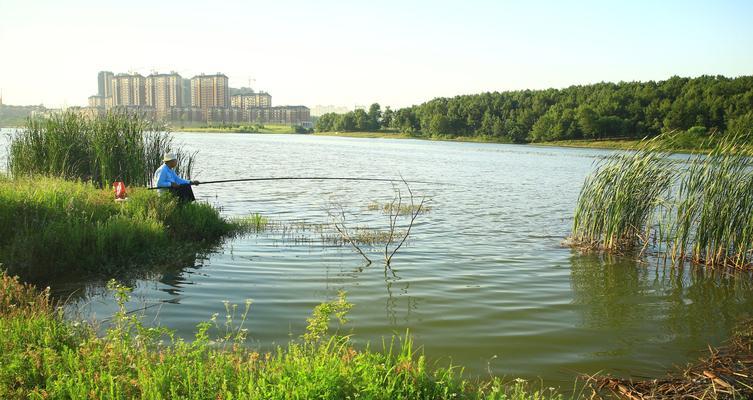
[{"left": 1, "top": 0, "right": 751, "bottom": 108}]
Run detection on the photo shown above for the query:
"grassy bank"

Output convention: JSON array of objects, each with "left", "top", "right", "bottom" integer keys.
[
  {"left": 536, "top": 129, "right": 753, "bottom": 153},
  {"left": 313, "top": 130, "right": 516, "bottom": 144},
  {"left": 0, "top": 271, "right": 561, "bottom": 399},
  {"left": 536, "top": 138, "right": 644, "bottom": 151},
  {"left": 176, "top": 124, "right": 297, "bottom": 134},
  {"left": 314, "top": 126, "right": 753, "bottom": 153},
  {"left": 314, "top": 130, "right": 415, "bottom": 139},
  {"left": 0, "top": 176, "right": 252, "bottom": 282}
]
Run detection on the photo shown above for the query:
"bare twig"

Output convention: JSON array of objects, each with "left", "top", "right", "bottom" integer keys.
[
  {"left": 329, "top": 203, "right": 371, "bottom": 264},
  {"left": 386, "top": 178, "right": 426, "bottom": 267},
  {"left": 327, "top": 178, "right": 428, "bottom": 268},
  {"left": 384, "top": 183, "right": 402, "bottom": 264}
]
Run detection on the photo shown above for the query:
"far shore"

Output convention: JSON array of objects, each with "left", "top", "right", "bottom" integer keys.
[{"left": 3, "top": 124, "right": 720, "bottom": 153}]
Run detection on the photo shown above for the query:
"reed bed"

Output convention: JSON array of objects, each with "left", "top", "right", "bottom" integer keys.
[
  {"left": 571, "top": 138, "right": 674, "bottom": 251},
  {"left": 571, "top": 132, "right": 753, "bottom": 270},
  {"left": 0, "top": 271, "right": 562, "bottom": 400},
  {"left": 666, "top": 134, "right": 753, "bottom": 269},
  {"left": 8, "top": 111, "right": 195, "bottom": 187}
]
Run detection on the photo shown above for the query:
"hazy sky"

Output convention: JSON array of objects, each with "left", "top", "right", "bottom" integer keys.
[{"left": 1, "top": 0, "right": 751, "bottom": 108}]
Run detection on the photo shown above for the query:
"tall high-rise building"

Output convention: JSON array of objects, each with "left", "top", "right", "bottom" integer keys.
[
  {"left": 146, "top": 72, "right": 183, "bottom": 119},
  {"left": 230, "top": 92, "right": 272, "bottom": 109},
  {"left": 97, "top": 71, "right": 114, "bottom": 98},
  {"left": 181, "top": 78, "right": 191, "bottom": 108},
  {"left": 190, "top": 74, "right": 229, "bottom": 110},
  {"left": 110, "top": 73, "right": 146, "bottom": 106}
]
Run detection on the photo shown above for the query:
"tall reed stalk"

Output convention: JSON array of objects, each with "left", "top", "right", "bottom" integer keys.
[
  {"left": 665, "top": 133, "right": 753, "bottom": 268},
  {"left": 8, "top": 111, "right": 195, "bottom": 187},
  {"left": 571, "top": 138, "right": 674, "bottom": 251},
  {"left": 571, "top": 132, "right": 753, "bottom": 269}
]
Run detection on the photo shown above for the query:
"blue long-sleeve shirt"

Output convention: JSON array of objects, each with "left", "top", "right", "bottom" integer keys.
[{"left": 153, "top": 164, "right": 190, "bottom": 191}]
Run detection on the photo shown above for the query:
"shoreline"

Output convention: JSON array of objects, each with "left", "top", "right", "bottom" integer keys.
[
  {"left": 2, "top": 125, "right": 718, "bottom": 152},
  {"left": 187, "top": 128, "right": 714, "bottom": 153},
  {"left": 173, "top": 127, "right": 722, "bottom": 153}
]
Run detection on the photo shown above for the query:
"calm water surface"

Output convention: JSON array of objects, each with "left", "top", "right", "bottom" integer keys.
[{"left": 3, "top": 130, "right": 753, "bottom": 385}]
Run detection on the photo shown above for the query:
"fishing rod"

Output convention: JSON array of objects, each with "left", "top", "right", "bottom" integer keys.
[{"left": 147, "top": 176, "right": 439, "bottom": 190}]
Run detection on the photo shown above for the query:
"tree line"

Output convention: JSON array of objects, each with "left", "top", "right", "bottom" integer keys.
[{"left": 315, "top": 75, "right": 753, "bottom": 143}]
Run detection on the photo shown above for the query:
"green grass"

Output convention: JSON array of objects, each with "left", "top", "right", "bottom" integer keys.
[
  {"left": 259, "top": 123, "right": 297, "bottom": 134},
  {"left": 231, "top": 213, "right": 270, "bottom": 234},
  {"left": 313, "top": 130, "right": 515, "bottom": 144},
  {"left": 570, "top": 132, "right": 753, "bottom": 269},
  {"left": 177, "top": 124, "right": 297, "bottom": 134},
  {"left": 8, "top": 111, "right": 195, "bottom": 188},
  {"left": 0, "top": 177, "right": 246, "bottom": 281},
  {"left": 0, "top": 271, "right": 563, "bottom": 400},
  {"left": 537, "top": 138, "right": 644, "bottom": 151},
  {"left": 314, "top": 130, "right": 415, "bottom": 139}
]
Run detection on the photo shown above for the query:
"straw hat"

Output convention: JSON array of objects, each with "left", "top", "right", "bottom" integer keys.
[{"left": 163, "top": 153, "right": 177, "bottom": 162}]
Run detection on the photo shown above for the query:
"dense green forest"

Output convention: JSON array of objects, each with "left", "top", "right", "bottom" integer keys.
[{"left": 315, "top": 75, "right": 753, "bottom": 143}]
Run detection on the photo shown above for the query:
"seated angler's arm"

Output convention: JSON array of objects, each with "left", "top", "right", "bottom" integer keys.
[
  {"left": 155, "top": 167, "right": 176, "bottom": 189},
  {"left": 175, "top": 171, "right": 197, "bottom": 186}
]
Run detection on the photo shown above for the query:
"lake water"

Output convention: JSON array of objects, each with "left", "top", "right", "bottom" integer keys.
[{"left": 3, "top": 130, "right": 753, "bottom": 386}]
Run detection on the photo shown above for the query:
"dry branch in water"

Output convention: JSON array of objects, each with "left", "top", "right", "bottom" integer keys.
[
  {"left": 330, "top": 203, "right": 372, "bottom": 264},
  {"left": 328, "top": 179, "right": 428, "bottom": 268},
  {"left": 384, "top": 179, "right": 426, "bottom": 267}
]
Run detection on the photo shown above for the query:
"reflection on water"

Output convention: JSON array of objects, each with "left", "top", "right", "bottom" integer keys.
[
  {"left": 3, "top": 131, "right": 750, "bottom": 386},
  {"left": 568, "top": 253, "right": 753, "bottom": 376},
  {"left": 570, "top": 253, "right": 753, "bottom": 336},
  {"left": 55, "top": 249, "right": 207, "bottom": 309}
]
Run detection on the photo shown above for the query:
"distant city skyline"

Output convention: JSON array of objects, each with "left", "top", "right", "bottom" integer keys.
[
  {"left": 83, "top": 70, "right": 309, "bottom": 125},
  {"left": 1, "top": 0, "right": 752, "bottom": 108}
]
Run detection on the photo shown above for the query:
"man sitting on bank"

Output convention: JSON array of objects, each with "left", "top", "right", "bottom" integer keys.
[{"left": 153, "top": 153, "right": 200, "bottom": 203}]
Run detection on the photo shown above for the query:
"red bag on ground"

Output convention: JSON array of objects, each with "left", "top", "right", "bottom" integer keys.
[{"left": 113, "top": 181, "right": 127, "bottom": 199}]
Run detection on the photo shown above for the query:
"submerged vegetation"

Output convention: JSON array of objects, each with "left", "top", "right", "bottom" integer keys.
[
  {"left": 0, "top": 271, "right": 562, "bottom": 399},
  {"left": 570, "top": 132, "right": 753, "bottom": 269},
  {"left": 8, "top": 111, "right": 194, "bottom": 187},
  {"left": 368, "top": 200, "right": 433, "bottom": 215}
]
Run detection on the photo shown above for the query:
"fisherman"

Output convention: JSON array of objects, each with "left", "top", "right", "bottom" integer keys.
[{"left": 153, "top": 153, "right": 200, "bottom": 203}]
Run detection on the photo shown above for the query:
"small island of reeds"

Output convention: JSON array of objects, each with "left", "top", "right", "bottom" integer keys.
[{"left": 570, "top": 131, "right": 753, "bottom": 270}]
